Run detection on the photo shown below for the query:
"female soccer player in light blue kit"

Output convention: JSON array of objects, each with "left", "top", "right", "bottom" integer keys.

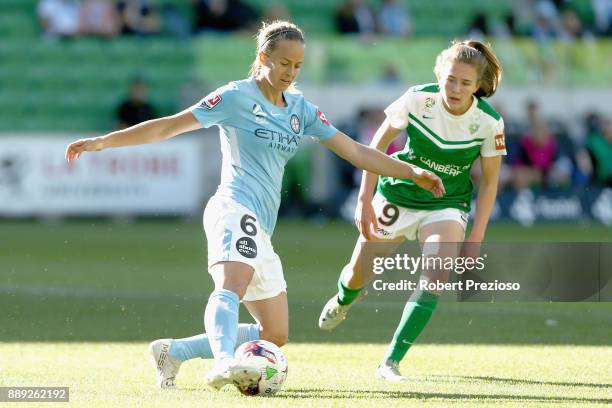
[{"left": 65, "top": 21, "right": 444, "bottom": 391}]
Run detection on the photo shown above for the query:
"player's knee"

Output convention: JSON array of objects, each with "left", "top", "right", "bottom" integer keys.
[{"left": 219, "top": 284, "right": 247, "bottom": 299}]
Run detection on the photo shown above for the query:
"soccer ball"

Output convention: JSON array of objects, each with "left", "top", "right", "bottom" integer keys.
[{"left": 233, "top": 340, "right": 288, "bottom": 396}]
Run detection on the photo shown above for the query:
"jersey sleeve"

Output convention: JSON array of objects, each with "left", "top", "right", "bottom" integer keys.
[
  {"left": 480, "top": 118, "right": 507, "bottom": 157},
  {"left": 190, "top": 84, "right": 237, "bottom": 128},
  {"left": 384, "top": 90, "right": 413, "bottom": 129},
  {"left": 303, "top": 101, "right": 338, "bottom": 141}
]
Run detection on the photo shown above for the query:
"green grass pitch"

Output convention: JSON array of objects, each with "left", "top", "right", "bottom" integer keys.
[{"left": 1, "top": 220, "right": 611, "bottom": 406}]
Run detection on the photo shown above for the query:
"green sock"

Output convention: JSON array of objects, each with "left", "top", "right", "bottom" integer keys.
[
  {"left": 337, "top": 273, "right": 362, "bottom": 306},
  {"left": 383, "top": 290, "right": 439, "bottom": 363}
]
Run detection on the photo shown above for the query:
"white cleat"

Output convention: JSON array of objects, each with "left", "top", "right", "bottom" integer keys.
[
  {"left": 205, "top": 359, "right": 260, "bottom": 392},
  {"left": 375, "top": 360, "right": 408, "bottom": 382},
  {"left": 318, "top": 291, "right": 365, "bottom": 331},
  {"left": 149, "top": 339, "right": 182, "bottom": 389}
]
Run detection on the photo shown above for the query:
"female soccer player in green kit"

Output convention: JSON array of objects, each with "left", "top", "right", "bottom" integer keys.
[{"left": 319, "top": 40, "right": 506, "bottom": 381}]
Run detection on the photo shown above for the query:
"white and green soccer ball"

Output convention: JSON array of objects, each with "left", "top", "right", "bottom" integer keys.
[{"left": 234, "top": 340, "right": 288, "bottom": 396}]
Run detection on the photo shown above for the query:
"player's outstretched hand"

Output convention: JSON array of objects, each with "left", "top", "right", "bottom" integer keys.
[
  {"left": 355, "top": 199, "right": 379, "bottom": 241},
  {"left": 411, "top": 167, "right": 445, "bottom": 198},
  {"left": 65, "top": 138, "right": 103, "bottom": 162}
]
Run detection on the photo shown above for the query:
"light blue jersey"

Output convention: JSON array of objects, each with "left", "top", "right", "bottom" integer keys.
[{"left": 191, "top": 77, "right": 338, "bottom": 235}]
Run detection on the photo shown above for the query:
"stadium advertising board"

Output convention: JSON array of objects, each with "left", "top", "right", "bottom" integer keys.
[{"left": 0, "top": 135, "right": 205, "bottom": 216}]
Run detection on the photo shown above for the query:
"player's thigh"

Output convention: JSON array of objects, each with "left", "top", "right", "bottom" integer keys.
[
  {"left": 243, "top": 292, "right": 288, "bottom": 347},
  {"left": 204, "top": 195, "right": 264, "bottom": 298},
  {"left": 209, "top": 261, "right": 255, "bottom": 300},
  {"left": 418, "top": 220, "right": 466, "bottom": 289}
]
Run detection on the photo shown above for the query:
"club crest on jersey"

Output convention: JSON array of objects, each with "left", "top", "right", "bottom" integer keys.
[
  {"left": 317, "top": 110, "right": 330, "bottom": 126},
  {"left": 495, "top": 133, "right": 506, "bottom": 150},
  {"left": 252, "top": 103, "right": 268, "bottom": 124},
  {"left": 423, "top": 97, "right": 435, "bottom": 119},
  {"left": 425, "top": 97, "right": 435, "bottom": 109},
  {"left": 469, "top": 122, "right": 480, "bottom": 134},
  {"left": 201, "top": 93, "right": 222, "bottom": 110},
  {"left": 290, "top": 114, "right": 300, "bottom": 134}
]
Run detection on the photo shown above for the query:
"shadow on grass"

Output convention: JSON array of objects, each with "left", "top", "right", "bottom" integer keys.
[
  {"left": 277, "top": 388, "right": 611, "bottom": 403},
  {"left": 427, "top": 374, "right": 612, "bottom": 390}
]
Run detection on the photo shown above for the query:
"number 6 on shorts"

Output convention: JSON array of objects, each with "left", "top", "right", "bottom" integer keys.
[{"left": 240, "top": 214, "right": 258, "bottom": 236}]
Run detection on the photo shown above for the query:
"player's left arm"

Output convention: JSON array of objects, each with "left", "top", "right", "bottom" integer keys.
[
  {"left": 320, "top": 131, "right": 445, "bottom": 197},
  {"left": 467, "top": 155, "right": 502, "bottom": 243}
]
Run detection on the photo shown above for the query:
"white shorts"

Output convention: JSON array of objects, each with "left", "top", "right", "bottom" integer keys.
[
  {"left": 372, "top": 193, "right": 468, "bottom": 241},
  {"left": 203, "top": 195, "right": 286, "bottom": 302}
]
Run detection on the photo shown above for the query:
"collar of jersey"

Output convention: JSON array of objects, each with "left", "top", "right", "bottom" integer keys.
[
  {"left": 438, "top": 94, "right": 477, "bottom": 121},
  {"left": 249, "top": 76, "right": 291, "bottom": 112}
]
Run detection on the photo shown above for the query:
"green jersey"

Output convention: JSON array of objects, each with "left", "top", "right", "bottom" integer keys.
[{"left": 378, "top": 83, "right": 506, "bottom": 212}]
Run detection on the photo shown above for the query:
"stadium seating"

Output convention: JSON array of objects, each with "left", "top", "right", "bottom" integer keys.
[{"left": 0, "top": 0, "right": 606, "bottom": 132}]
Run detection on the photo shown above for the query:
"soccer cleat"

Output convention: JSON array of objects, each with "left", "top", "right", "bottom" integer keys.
[
  {"left": 149, "top": 339, "right": 182, "bottom": 389},
  {"left": 318, "top": 290, "right": 366, "bottom": 331},
  {"left": 375, "top": 360, "right": 408, "bottom": 382},
  {"left": 205, "top": 359, "right": 261, "bottom": 392}
]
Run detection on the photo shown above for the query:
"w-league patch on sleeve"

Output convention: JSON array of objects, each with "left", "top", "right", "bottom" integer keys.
[
  {"left": 494, "top": 133, "right": 506, "bottom": 150},
  {"left": 201, "top": 93, "right": 222, "bottom": 110},
  {"left": 316, "top": 109, "right": 330, "bottom": 126}
]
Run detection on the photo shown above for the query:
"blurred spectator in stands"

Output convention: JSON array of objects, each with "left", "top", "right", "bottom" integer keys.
[
  {"left": 160, "top": 4, "right": 191, "bottom": 39},
  {"left": 116, "top": 77, "right": 157, "bottom": 129},
  {"left": 378, "top": 0, "right": 412, "bottom": 37},
  {"left": 117, "top": 0, "right": 161, "bottom": 36},
  {"left": 530, "top": 1, "right": 560, "bottom": 41},
  {"left": 584, "top": 111, "right": 602, "bottom": 135},
  {"left": 526, "top": 99, "right": 540, "bottom": 129},
  {"left": 559, "top": 8, "right": 594, "bottom": 41},
  {"left": 335, "top": 0, "right": 376, "bottom": 35},
  {"left": 379, "top": 62, "right": 402, "bottom": 85},
  {"left": 37, "top": 0, "right": 81, "bottom": 40},
  {"left": 80, "top": 0, "right": 120, "bottom": 38},
  {"left": 192, "top": 0, "right": 258, "bottom": 34},
  {"left": 468, "top": 11, "right": 520, "bottom": 39},
  {"left": 511, "top": 118, "right": 573, "bottom": 189},
  {"left": 586, "top": 117, "right": 612, "bottom": 186},
  {"left": 592, "top": 0, "right": 612, "bottom": 35},
  {"left": 497, "top": 13, "right": 520, "bottom": 37},
  {"left": 262, "top": 3, "right": 290, "bottom": 24},
  {"left": 355, "top": 109, "right": 385, "bottom": 146},
  {"left": 467, "top": 12, "right": 489, "bottom": 39}
]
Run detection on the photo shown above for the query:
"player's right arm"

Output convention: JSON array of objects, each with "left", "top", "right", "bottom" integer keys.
[
  {"left": 65, "top": 109, "right": 202, "bottom": 162},
  {"left": 356, "top": 119, "right": 403, "bottom": 240}
]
